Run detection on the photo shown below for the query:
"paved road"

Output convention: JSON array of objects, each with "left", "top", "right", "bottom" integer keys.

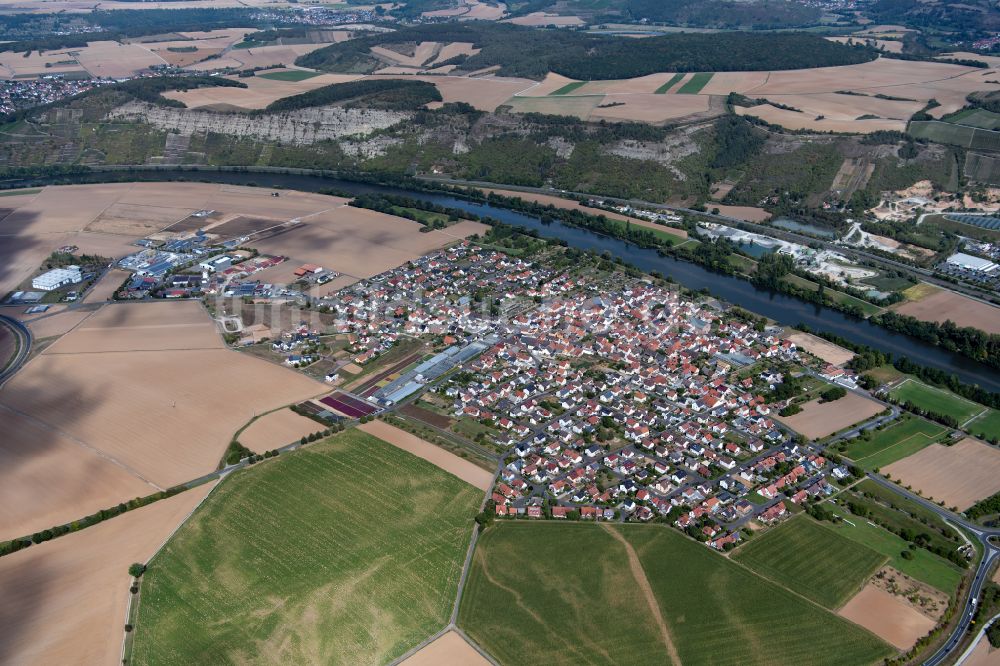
[
  {"left": 422, "top": 176, "right": 999, "bottom": 306},
  {"left": 0, "top": 314, "right": 31, "bottom": 388},
  {"left": 865, "top": 475, "right": 1000, "bottom": 666}
]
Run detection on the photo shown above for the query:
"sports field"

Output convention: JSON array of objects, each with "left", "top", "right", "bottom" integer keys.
[
  {"left": 888, "top": 379, "right": 984, "bottom": 424},
  {"left": 131, "top": 429, "right": 482, "bottom": 665},
  {"left": 459, "top": 523, "right": 893, "bottom": 666},
  {"left": 843, "top": 415, "right": 948, "bottom": 470},
  {"left": 968, "top": 409, "right": 1000, "bottom": 442},
  {"left": 733, "top": 516, "right": 887, "bottom": 609}
]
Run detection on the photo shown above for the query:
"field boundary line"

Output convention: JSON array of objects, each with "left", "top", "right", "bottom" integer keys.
[
  {"left": 961, "top": 407, "right": 990, "bottom": 430},
  {"left": 119, "top": 477, "right": 222, "bottom": 665},
  {"left": 0, "top": 401, "right": 164, "bottom": 490},
  {"left": 856, "top": 431, "right": 937, "bottom": 464},
  {"left": 603, "top": 523, "right": 683, "bottom": 666}
]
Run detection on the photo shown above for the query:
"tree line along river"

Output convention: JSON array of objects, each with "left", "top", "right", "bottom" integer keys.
[{"left": 11, "top": 168, "right": 1000, "bottom": 393}]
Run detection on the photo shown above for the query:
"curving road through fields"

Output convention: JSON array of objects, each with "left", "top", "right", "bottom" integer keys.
[
  {"left": 0, "top": 314, "right": 31, "bottom": 388},
  {"left": 865, "top": 475, "right": 1000, "bottom": 666}
]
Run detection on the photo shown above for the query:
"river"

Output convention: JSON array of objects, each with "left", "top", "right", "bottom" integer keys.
[{"left": 13, "top": 168, "right": 1000, "bottom": 392}]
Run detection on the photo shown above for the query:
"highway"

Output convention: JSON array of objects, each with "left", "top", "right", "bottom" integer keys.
[
  {"left": 865, "top": 475, "right": 1000, "bottom": 666},
  {"left": 0, "top": 314, "right": 31, "bottom": 388}
]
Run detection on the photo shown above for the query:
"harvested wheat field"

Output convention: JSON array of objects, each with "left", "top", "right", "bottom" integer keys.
[
  {"left": 0, "top": 301, "right": 324, "bottom": 490},
  {"left": 358, "top": 420, "right": 493, "bottom": 491},
  {"left": 163, "top": 72, "right": 363, "bottom": 109},
  {"left": 777, "top": 392, "right": 885, "bottom": 440},
  {"left": 0, "top": 407, "right": 156, "bottom": 540},
  {"left": 239, "top": 408, "right": 324, "bottom": 453},
  {"left": 82, "top": 269, "right": 130, "bottom": 304},
  {"left": 1, "top": 348, "right": 324, "bottom": 489},
  {"left": 736, "top": 104, "right": 908, "bottom": 133},
  {"left": 423, "top": 0, "right": 506, "bottom": 20},
  {"left": 0, "top": 482, "right": 213, "bottom": 666},
  {"left": 401, "top": 631, "right": 490, "bottom": 666},
  {"left": 827, "top": 36, "right": 903, "bottom": 53},
  {"left": 44, "top": 301, "right": 222, "bottom": 354},
  {"left": 75, "top": 41, "right": 168, "bottom": 78},
  {"left": 893, "top": 290, "right": 1000, "bottom": 335},
  {"left": 506, "top": 12, "right": 584, "bottom": 26},
  {"left": 837, "top": 584, "right": 935, "bottom": 650},
  {"left": 0, "top": 49, "right": 87, "bottom": 78},
  {"left": 786, "top": 331, "right": 855, "bottom": 366},
  {"left": 251, "top": 207, "right": 486, "bottom": 278},
  {"left": 590, "top": 94, "right": 710, "bottom": 123},
  {"left": 522, "top": 72, "right": 579, "bottom": 96},
  {"left": 884, "top": 438, "right": 1000, "bottom": 510},
  {"left": 25, "top": 308, "right": 95, "bottom": 340}
]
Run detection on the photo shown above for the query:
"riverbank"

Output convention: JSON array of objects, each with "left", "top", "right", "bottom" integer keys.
[{"left": 0, "top": 165, "right": 997, "bottom": 392}]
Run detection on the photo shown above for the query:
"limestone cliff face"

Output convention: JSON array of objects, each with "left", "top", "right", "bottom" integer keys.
[{"left": 106, "top": 101, "right": 412, "bottom": 145}]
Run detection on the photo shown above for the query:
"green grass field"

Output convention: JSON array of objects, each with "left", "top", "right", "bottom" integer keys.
[
  {"left": 258, "top": 69, "right": 322, "bottom": 81},
  {"left": 942, "top": 107, "right": 1000, "bottom": 130},
  {"left": 826, "top": 508, "right": 962, "bottom": 593},
  {"left": 908, "top": 121, "right": 1000, "bottom": 152},
  {"left": 131, "top": 430, "right": 482, "bottom": 665},
  {"left": 732, "top": 516, "right": 886, "bottom": 608},
  {"left": 460, "top": 523, "right": 893, "bottom": 666},
  {"left": 550, "top": 81, "right": 587, "bottom": 95},
  {"left": 676, "top": 72, "right": 714, "bottom": 94},
  {"left": 654, "top": 73, "right": 685, "bottom": 94},
  {"left": 888, "top": 379, "right": 984, "bottom": 424},
  {"left": 843, "top": 415, "right": 948, "bottom": 469},
  {"left": 968, "top": 409, "right": 1000, "bottom": 442}
]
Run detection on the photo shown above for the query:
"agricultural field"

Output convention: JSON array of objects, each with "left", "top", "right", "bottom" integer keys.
[
  {"left": 0, "top": 483, "right": 214, "bottom": 665},
  {"left": 676, "top": 73, "right": 714, "bottom": 94},
  {"left": 884, "top": 437, "right": 1000, "bottom": 510},
  {"left": 237, "top": 407, "right": 325, "bottom": 454},
  {"left": 785, "top": 330, "right": 854, "bottom": 366},
  {"left": 825, "top": 506, "right": 963, "bottom": 594},
  {"left": 888, "top": 379, "right": 985, "bottom": 424},
  {"left": 732, "top": 516, "right": 887, "bottom": 609},
  {"left": 776, "top": 391, "right": 885, "bottom": 440},
  {"left": 460, "top": 522, "right": 893, "bottom": 666},
  {"left": 248, "top": 206, "right": 487, "bottom": 279},
  {"left": 131, "top": 429, "right": 482, "bottom": 665},
  {"left": 892, "top": 290, "right": 1000, "bottom": 335},
  {"left": 908, "top": 121, "right": 1000, "bottom": 152},
  {"left": 0, "top": 300, "right": 324, "bottom": 523},
  {"left": 358, "top": 420, "right": 494, "bottom": 491},
  {"left": 837, "top": 583, "right": 937, "bottom": 651},
  {"left": 401, "top": 631, "right": 489, "bottom": 666},
  {"left": 162, "top": 72, "right": 364, "bottom": 109},
  {"left": 841, "top": 415, "right": 949, "bottom": 470}
]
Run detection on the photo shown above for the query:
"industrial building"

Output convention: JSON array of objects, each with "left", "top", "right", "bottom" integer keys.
[
  {"left": 32, "top": 265, "right": 82, "bottom": 291},
  {"left": 946, "top": 252, "right": 998, "bottom": 274}
]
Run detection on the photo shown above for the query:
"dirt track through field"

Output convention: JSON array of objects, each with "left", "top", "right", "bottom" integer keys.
[{"left": 603, "top": 524, "right": 682, "bottom": 666}]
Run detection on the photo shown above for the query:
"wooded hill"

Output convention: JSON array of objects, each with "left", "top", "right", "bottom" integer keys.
[{"left": 298, "top": 24, "right": 877, "bottom": 80}]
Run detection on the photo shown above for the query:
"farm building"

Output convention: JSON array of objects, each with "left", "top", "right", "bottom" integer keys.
[{"left": 32, "top": 266, "right": 82, "bottom": 291}]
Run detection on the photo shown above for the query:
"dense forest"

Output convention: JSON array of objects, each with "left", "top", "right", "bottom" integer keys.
[
  {"left": 263, "top": 79, "right": 441, "bottom": 113},
  {"left": 509, "top": 0, "right": 823, "bottom": 29},
  {"left": 298, "top": 24, "right": 877, "bottom": 80}
]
